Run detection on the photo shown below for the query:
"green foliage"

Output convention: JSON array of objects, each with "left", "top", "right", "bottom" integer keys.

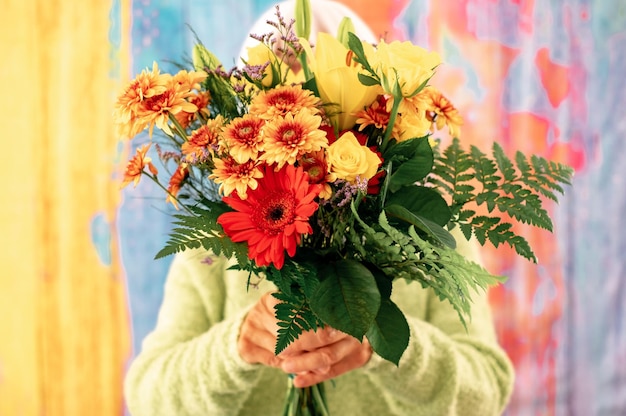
[
  {"left": 349, "top": 209, "right": 505, "bottom": 327},
  {"left": 429, "top": 138, "right": 574, "bottom": 262},
  {"left": 154, "top": 202, "right": 248, "bottom": 266},
  {"left": 366, "top": 298, "right": 410, "bottom": 366},
  {"left": 272, "top": 291, "right": 323, "bottom": 355},
  {"left": 309, "top": 259, "right": 381, "bottom": 340},
  {"left": 383, "top": 137, "right": 434, "bottom": 192}
]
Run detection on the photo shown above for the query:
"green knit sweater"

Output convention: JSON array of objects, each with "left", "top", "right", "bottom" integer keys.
[{"left": 124, "top": 234, "right": 514, "bottom": 415}]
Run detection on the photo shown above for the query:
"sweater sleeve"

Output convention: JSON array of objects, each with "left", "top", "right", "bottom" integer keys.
[
  {"left": 361, "top": 234, "right": 515, "bottom": 416},
  {"left": 123, "top": 251, "right": 263, "bottom": 416}
]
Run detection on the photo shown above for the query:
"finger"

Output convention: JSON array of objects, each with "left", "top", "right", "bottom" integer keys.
[
  {"left": 241, "top": 321, "right": 278, "bottom": 354},
  {"left": 282, "top": 327, "right": 347, "bottom": 355},
  {"left": 292, "top": 343, "right": 372, "bottom": 388},
  {"left": 280, "top": 336, "right": 356, "bottom": 374},
  {"left": 238, "top": 338, "right": 282, "bottom": 368}
]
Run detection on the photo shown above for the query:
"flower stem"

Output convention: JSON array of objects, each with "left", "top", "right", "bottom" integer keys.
[
  {"left": 381, "top": 94, "right": 402, "bottom": 154},
  {"left": 168, "top": 113, "right": 190, "bottom": 142},
  {"left": 283, "top": 377, "right": 330, "bottom": 416},
  {"left": 142, "top": 171, "right": 195, "bottom": 216}
]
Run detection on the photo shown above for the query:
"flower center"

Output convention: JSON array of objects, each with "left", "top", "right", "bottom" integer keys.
[{"left": 254, "top": 191, "right": 296, "bottom": 234}]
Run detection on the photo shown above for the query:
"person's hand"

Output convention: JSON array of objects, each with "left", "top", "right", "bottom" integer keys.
[
  {"left": 237, "top": 292, "right": 283, "bottom": 367},
  {"left": 237, "top": 292, "right": 373, "bottom": 387},
  {"left": 279, "top": 326, "right": 373, "bottom": 388}
]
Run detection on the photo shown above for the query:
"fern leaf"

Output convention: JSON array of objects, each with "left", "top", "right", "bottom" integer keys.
[{"left": 272, "top": 292, "right": 322, "bottom": 354}]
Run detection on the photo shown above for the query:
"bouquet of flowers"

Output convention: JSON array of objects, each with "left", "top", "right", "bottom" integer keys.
[{"left": 115, "top": 2, "right": 572, "bottom": 414}]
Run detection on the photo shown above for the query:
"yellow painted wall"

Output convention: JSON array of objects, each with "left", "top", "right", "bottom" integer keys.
[{"left": 0, "top": 1, "right": 131, "bottom": 415}]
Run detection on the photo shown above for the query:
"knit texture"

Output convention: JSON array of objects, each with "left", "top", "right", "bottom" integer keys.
[{"left": 124, "top": 233, "right": 514, "bottom": 415}]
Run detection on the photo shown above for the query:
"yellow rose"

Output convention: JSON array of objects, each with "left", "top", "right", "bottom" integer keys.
[
  {"left": 302, "top": 33, "right": 381, "bottom": 131},
  {"left": 396, "top": 111, "right": 431, "bottom": 142},
  {"left": 369, "top": 40, "right": 441, "bottom": 98},
  {"left": 327, "top": 132, "right": 381, "bottom": 182},
  {"left": 245, "top": 44, "right": 277, "bottom": 87}
]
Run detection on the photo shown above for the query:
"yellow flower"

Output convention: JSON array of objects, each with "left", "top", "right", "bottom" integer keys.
[
  {"left": 368, "top": 40, "right": 441, "bottom": 98},
  {"left": 260, "top": 109, "right": 328, "bottom": 169},
  {"left": 245, "top": 44, "right": 304, "bottom": 87},
  {"left": 209, "top": 157, "right": 263, "bottom": 198},
  {"left": 395, "top": 112, "right": 431, "bottom": 142},
  {"left": 172, "top": 69, "right": 207, "bottom": 93},
  {"left": 327, "top": 131, "right": 381, "bottom": 182},
  {"left": 419, "top": 87, "right": 464, "bottom": 138},
  {"left": 249, "top": 84, "right": 321, "bottom": 120},
  {"left": 302, "top": 33, "right": 380, "bottom": 131},
  {"left": 222, "top": 114, "right": 266, "bottom": 164},
  {"left": 121, "top": 144, "right": 158, "bottom": 188}
]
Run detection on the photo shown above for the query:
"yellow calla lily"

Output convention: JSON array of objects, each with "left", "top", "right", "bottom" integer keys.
[{"left": 303, "top": 33, "right": 381, "bottom": 131}]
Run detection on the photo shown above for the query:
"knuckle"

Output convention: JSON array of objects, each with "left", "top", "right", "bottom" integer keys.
[{"left": 319, "top": 350, "right": 335, "bottom": 366}]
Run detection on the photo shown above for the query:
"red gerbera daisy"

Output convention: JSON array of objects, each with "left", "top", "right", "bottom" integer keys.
[{"left": 217, "top": 164, "right": 321, "bottom": 269}]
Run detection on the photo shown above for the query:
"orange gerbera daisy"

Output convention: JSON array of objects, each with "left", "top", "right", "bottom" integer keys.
[
  {"left": 217, "top": 164, "right": 321, "bottom": 269},
  {"left": 420, "top": 87, "right": 463, "bottom": 138},
  {"left": 182, "top": 116, "right": 224, "bottom": 164},
  {"left": 165, "top": 164, "right": 189, "bottom": 209},
  {"left": 222, "top": 114, "right": 266, "bottom": 163},
  {"left": 261, "top": 109, "right": 328, "bottom": 168},
  {"left": 121, "top": 144, "right": 158, "bottom": 188},
  {"left": 249, "top": 84, "right": 321, "bottom": 120},
  {"left": 209, "top": 157, "right": 263, "bottom": 198}
]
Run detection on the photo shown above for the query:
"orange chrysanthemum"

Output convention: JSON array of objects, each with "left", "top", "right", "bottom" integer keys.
[
  {"left": 299, "top": 150, "right": 332, "bottom": 199},
  {"left": 222, "top": 114, "right": 266, "bottom": 163},
  {"left": 355, "top": 96, "right": 390, "bottom": 131},
  {"left": 181, "top": 115, "right": 224, "bottom": 164},
  {"left": 175, "top": 90, "right": 211, "bottom": 129},
  {"left": 121, "top": 144, "right": 159, "bottom": 188},
  {"left": 135, "top": 75, "right": 200, "bottom": 137},
  {"left": 217, "top": 164, "right": 321, "bottom": 269},
  {"left": 261, "top": 109, "right": 328, "bottom": 168},
  {"left": 249, "top": 84, "right": 321, "bottom": 119},
  {"left": 420, "top": 87, "right": 463, "bottom": 138},
  {"left": 171, "top": 69, "right": 207, "bottom": 92},
  {"left": 114, "top": 62, "right": 169, "bottom": 139},
  {"left": 209, "top": 157, "right": 263, "bottom": 198},
  {"left": 165, "top": 164, "right": 189, "bottom": 209}
]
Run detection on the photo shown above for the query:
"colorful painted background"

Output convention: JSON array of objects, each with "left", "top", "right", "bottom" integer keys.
[{"left": 1, "top": 0, "right": 624, "bottom": 415}]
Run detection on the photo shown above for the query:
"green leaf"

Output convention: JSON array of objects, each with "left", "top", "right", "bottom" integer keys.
[
  {"left": 357, "top": 73, "right": 380, "bottom": 86},
  {"left": 272, "top": 292, "right": 322, "bottom": 355},
  {"left": 192, "top": 44, "right": 222, "bottom": 71},
  {"left": 384, "top": 204, "right": 456, "bottom": 248},
  {"left": 294, "top": 0, "right": 311, "bottom": 39},
  {"left": 385, "top": 186, "right": 451, "bottom": 226},
  {"left": 347, "top": 32, "right": 373, "bottom": 73},
  {"left": 366, "top": 299, "right": 410, "bottom": 366},
  {"left": 387, "top": 138, "right": 434, "bottom": 191},
  {"left": 310, "top": 259, "right": 380, "bottom": 339},
  {"left": 154, "top": 202, "right": 247, "bottom": 262}
]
